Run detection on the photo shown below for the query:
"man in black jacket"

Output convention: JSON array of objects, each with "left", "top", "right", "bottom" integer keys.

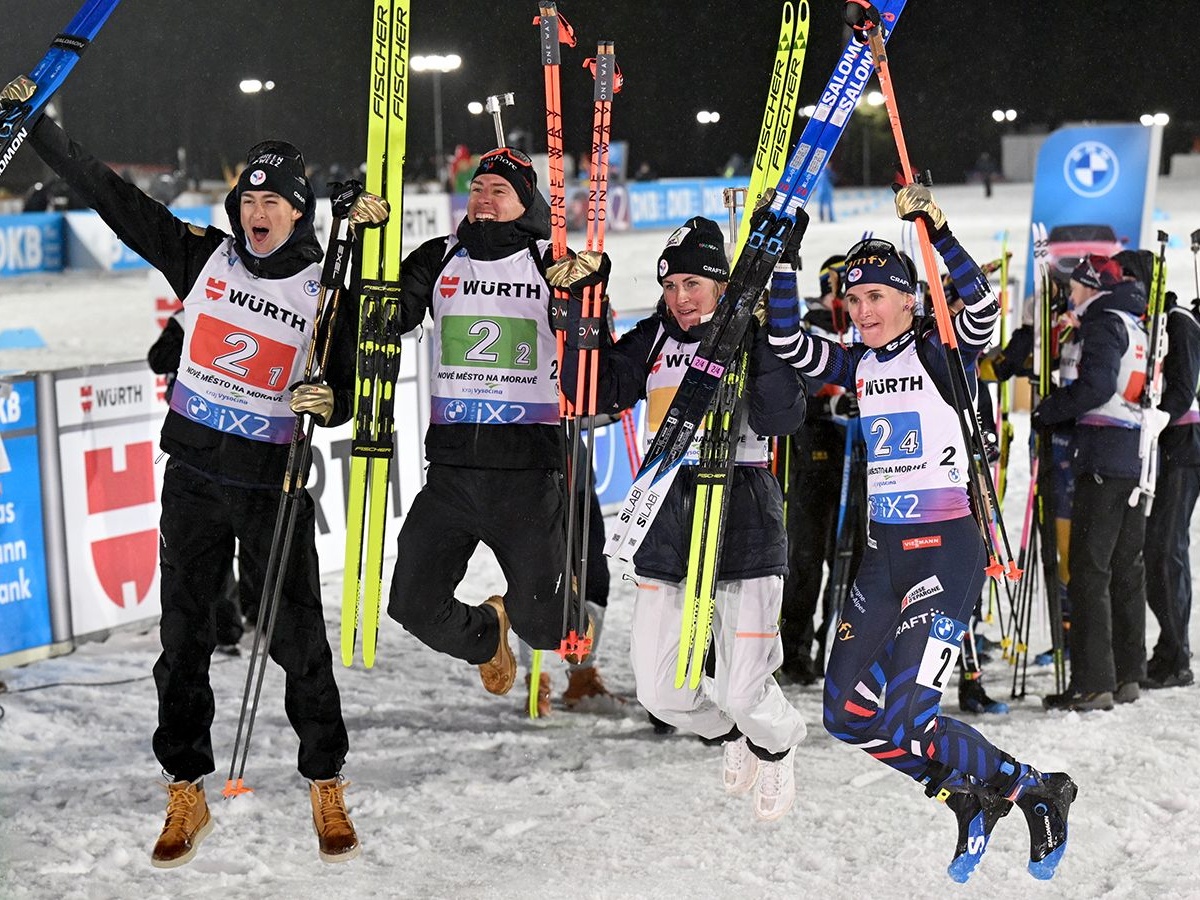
[
  {"left": 24, "top": 113, "right": 369, "bottom": 867},
  {"left": 387, "top": 147, "right": 589, "bottom": 695}
]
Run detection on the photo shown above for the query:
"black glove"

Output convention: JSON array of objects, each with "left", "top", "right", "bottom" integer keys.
[
  {"left": 1030, "top": 409, "right": 1051, "bottom": 436},
  {"left": 829, "top": 392, "right": 859, "bottom": 419},
  {"left": 843, "top": 0, "right": 880, "bottom": 42},
  {"left": 783, "top": 207, "right": 809, "bottom": 269}
]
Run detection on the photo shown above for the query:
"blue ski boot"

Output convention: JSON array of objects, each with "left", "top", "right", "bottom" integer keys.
[
  {"left": 1014, "top": 771, "right": 1077, "bottom": 879},
  {"left": 925, "top": 772, "right": 1012, "bottom": 882}
]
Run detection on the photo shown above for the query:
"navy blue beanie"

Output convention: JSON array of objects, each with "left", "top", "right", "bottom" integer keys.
[{"left": 844, "top": 243, "right": 915, "bottom": 293}]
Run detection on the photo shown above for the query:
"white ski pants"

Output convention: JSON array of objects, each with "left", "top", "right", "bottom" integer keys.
[{"left": 630, "top": 575, "right": 806, "bottom": 754}]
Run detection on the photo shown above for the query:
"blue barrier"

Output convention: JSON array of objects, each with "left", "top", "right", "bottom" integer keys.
[
  {"left": 0, "top": 212, "right": 63, "bottom": 276},
  {"left": 0, "top": 377, "right": 54, "bottom": 656}
]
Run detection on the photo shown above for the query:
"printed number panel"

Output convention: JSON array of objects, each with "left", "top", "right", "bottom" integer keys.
[
  {"left": 191, "top": 313, "right": 298, "bottom": 391},
  {"left": 866, "top": 411, "right": 922, "bottom": 461},
  {"left": 440, "top": 316, "right": 537, "bottom": 370}
]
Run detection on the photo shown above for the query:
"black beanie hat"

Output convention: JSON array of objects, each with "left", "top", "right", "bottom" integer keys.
[
  {"left": 657, "top": 216, "right": 730, "bottom": 284},
  {"left": 819, "top": 254, "right": 847, "bottom": 297},
  {"left": 237, "top": 140, "right": 309, "bottom": 213},
  {"left": 472, "top": 147, "right": 537, "bottom": 208}
]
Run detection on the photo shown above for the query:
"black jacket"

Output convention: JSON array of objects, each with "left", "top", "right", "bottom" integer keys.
[
  {"left": 398, "top": 192, "right": 563, "bottom": 469},
  {"left": 1037, "top": 280, "right": 1147, "bottom": 478},
  {"left": 29, "top": 115, "right": 356, "bottom": 488},
  {"left": 563, "top": 300, "right": 805, "bottom": 581},
  {"left": 1159, "top": 304, "right": 1200, "bottom": 468}
]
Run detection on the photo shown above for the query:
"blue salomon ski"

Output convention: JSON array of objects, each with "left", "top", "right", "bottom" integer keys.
[{"left": 0, "top": 0, "right": 123, "bottom": 178}]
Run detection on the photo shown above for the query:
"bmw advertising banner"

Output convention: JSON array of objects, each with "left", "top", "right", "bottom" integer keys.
[{"left": 1026, "top": 123, "right": 1162, "bottom": 292}]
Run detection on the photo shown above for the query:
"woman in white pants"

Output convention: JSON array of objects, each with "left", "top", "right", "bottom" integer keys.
[{"left": 559, "top": 217, "right": 807, "bottom": 820}]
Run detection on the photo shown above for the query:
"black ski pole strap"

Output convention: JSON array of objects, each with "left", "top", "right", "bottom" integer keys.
[{"left": 576, "top": 315, "right": 605, "bottom": 349}]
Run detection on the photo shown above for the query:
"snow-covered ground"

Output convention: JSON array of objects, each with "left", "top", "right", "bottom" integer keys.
[{"left": 3, "top": 179, "right": 1200, "bottom": 898}]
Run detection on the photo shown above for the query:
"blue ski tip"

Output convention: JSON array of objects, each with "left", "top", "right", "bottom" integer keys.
[
  {"left": 947, "top": 855, "right": 979, "bottom": 883},
  {"left": 1028, "top": 841, "right": 1067, "bottom": 880}
]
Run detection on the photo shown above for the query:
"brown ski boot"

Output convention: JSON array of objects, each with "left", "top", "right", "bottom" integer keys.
[
  {"left": 310, "top": 776, "right": 361, "bottom": 863},
  {"left": 479, "top": 595, "right": 516, "bottom": 695},
  {"left": 150, "top": 778, "right": 213, "bottom": 868}
]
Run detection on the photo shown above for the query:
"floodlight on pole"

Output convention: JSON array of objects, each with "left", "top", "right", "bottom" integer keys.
[{"left": 411, "top": 53, "right": 464, "bottom": 186}]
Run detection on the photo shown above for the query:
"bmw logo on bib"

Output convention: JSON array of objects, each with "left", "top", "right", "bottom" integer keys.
[{"left": 1063, "top": 140, "right": 1120, "bottom": 198}]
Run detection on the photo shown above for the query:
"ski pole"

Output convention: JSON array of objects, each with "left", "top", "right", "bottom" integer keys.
[
  {"left": 539, "top": 2, "right": 576, "bottom": 420},
  {"left": 558, "top": 40, "right": 618, "bottom": 663}
]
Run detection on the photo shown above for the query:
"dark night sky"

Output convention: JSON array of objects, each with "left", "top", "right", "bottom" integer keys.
[{"left": 2, "top": 1, "right": 1196, "bottom": 192}]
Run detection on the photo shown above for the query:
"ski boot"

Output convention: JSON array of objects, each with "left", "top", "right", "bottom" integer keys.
[
  {"left": 1014, "top": 771, "right": 1077, "bottom": 879},
  {"left": 959, "top": 673, "right": 1009, "bottom": 714},
  {"left": 925, "top": 772, "right": 1012, "bottom": 882}
]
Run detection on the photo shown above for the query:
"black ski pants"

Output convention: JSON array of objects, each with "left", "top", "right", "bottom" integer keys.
[
  {"left": 1066, "top": 472, "right": 1147, "bottom": 693},
  {"left": 153, "top": 460, "right": 348, "bottom": 782},
  {"left": 780, "top": 422, "right": 847, "bottom": 665},
  {"left": 389, "top": 464, "right": 574, "bottom": 661},
  {"left": 1144, "top": 462, "right": 1200, "bottom": 671}
]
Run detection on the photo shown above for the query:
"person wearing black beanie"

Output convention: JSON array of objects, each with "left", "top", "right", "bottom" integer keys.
[
  {"left": 561, "top": 215, "right": 808, "bottom": 822},
  {"left": 20, "top": 106, "right": 375, "bottom": 864},
  {"left": 385, "top": 140, "right": 599, "bottom": 710},
  {"left": 768, "top": 183, "right": 1077, "bottom": 878}
]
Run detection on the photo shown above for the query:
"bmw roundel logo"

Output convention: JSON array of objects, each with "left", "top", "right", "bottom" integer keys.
[
  {"left": 1063, "top": 140, "right": 1120, "bottom": 198},
  {"left": 445, "top": 400, "right": 468, "bottom": 421},
  {"left": 933, "top": 616, "right": 956, "bottom": 641},
  {"left": 186, "top": 396, "right": 210, "bottom": 420},
  {"left": 304, "top": 279, "right": 320, "bottom": 296}
]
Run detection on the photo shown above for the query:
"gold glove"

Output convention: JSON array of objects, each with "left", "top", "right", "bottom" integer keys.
[
  {"left": 349, "top": 192, "right": 389, "bottom": 228},
  {"left": 546, "top": 254, "right": 577, "bottom": 288},
  {"left": 288, "top": 383, "right": 334, "bottom": 425},
  {"left": 547, "top": 250, "right": 607, "bottom": 288},
  {"left": 1, "top": 76, "right": 36, "bottom": 105},
  {"left": 894, "top": 183, "right": 946, "bottom": 231}
]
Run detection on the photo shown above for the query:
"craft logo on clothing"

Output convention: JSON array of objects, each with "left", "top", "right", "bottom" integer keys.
[
  {"left": 1063, "top": 141, "right": 1120, "bottom": 198},
  {"left": 901, "top": 575, "right": 945, "bottom": 610},
  {"left": 901, "top": 535, "right": 942, "bottom": 551},
  {"left": 439, "top": 275, "right": 459, "bottom": 298}
]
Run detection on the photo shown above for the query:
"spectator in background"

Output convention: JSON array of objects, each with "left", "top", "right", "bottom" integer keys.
[{"left": 1035, "top": 254, "right": 1148, "bottom": 712}]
